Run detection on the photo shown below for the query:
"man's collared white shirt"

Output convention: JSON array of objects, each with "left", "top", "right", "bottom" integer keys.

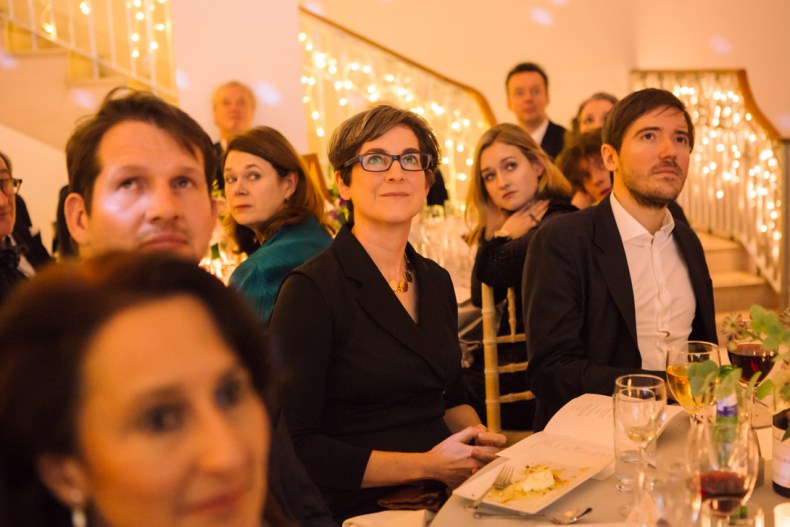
[
  {"left": 8, "top": 234, "right": 35, "bottom": 277},
  {"left": 610, "top": 193, "right": 696, "bottom": 370},
  {"left": 530, "top": 119, "right": 549, "bottom": 148}
]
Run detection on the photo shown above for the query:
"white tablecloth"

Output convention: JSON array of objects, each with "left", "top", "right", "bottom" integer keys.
[{"left": 432, "top": 417, "right": 787, "bottom": 527}]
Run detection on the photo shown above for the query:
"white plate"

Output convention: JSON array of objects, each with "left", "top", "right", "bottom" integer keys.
[{"left": 454, "top": 437, "right": 612, "bottom": 514}]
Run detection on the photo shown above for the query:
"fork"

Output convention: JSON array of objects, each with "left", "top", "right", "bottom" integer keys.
[{"left": 466, "top": 464, "right": 514, "bottom": 510}]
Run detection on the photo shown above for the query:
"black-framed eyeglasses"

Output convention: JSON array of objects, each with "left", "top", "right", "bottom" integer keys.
[
  {"left": 0, "top": 178, "right": 22, "bottom": 196},
  {"left": 345, "top": 152, "right": 433, "bottom": 172}
]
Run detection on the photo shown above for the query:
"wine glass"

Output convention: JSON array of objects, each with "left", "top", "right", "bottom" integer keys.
[
  {"left": 689, "top": 420, "right": 760, "bottom": 527},
  {"left": 614, "top": 374, "right": 667, "bottom": 524},
  {"left": 728, "top": 340, "right": 776, "bottom": 428},
  {"left": 666, "top": 340, "right": 721, "bottom": 423}
]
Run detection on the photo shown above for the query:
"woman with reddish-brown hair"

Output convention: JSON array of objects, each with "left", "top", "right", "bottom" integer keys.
[{"left": 224, "top": 126, "right": 333, "bottom": 322}]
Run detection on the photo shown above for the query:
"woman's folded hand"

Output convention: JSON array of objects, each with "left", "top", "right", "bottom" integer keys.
[{"left": 423, "top": 426, "right": 506, "bottom": 488}]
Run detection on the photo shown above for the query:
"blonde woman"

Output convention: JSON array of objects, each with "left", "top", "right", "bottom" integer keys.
[{"left": 464, "top": 123, "right": 574, "bottom": 429}]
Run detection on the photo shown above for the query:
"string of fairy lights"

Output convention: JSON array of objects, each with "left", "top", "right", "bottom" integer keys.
[
  {"left": 298, "top": 11, "right": 494, "bottom": 205},
  {"left": 37, "top": 0, "right": 171, "bottom": 90},
  {"left": 633, "top": 71, "right": 786, "bottom": 291}
]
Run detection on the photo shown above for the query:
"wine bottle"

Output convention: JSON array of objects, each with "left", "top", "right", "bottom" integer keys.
[{"left": 772, "top": 410, "right": 790, "bottom": 497}]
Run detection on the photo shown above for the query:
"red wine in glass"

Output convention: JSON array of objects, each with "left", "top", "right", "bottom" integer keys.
[
  {"left": 727, "top": 342, "right": 776, "bottom": 382},
  {"left": 700, "top": 470, "right": 748, "bottom": 515}
]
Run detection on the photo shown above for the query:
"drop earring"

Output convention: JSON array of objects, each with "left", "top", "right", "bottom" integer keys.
[{"left": 70, "top": 489, "right": 87, "bottom": 527}]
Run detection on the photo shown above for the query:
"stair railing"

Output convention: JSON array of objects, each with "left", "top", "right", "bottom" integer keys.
[
  {"left": 632, "top": 70, "right": 789, "bottom": 307},
  {"left": 298, "top": 6, "right": 496, "bottom": 206},
  {"left": 0, "top": 0, "right": 176, "bottom": 100}
]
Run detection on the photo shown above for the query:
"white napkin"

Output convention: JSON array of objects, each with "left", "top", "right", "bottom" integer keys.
[{"left": 342, "top": 509, "right": 435, "bottom": 527}]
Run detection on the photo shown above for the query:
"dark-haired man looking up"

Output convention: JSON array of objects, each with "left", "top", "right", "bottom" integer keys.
[
  {"left": 523, "top": 88, "right": 716, "bottom": 430},
  {"left": 64, "top": 88, "right": 337, "bottom": 527}
]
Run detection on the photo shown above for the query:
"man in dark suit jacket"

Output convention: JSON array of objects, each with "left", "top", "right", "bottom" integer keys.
[
  {"left": 522, "top": 88, "right": 717, "bottom": 430},
  {"left": 506, "top": 62, "right": 566, "bottom": 159}
]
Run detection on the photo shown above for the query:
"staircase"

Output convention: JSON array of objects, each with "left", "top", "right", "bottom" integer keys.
[
  {"left": 698, "top": 231, "right": 780, "bottom": 345},
  {"left": 0, "top": 20, "right": 141, "bottom": 150}
]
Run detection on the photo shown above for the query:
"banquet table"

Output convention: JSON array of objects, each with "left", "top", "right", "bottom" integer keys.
[{"left": 432, "top": 416, "right": 788, "bottom": 526}]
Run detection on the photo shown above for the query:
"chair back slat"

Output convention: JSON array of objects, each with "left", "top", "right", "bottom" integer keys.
[{"left": 480, "top": 282, "right": 533, "bottom": 434}]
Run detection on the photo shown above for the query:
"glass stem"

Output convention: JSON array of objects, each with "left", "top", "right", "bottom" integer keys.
[{"left": 633, "top": 444, "right": 648, "bottom": 526}]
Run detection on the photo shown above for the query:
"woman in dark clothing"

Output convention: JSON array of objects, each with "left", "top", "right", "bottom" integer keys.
[
  {"left": 464, "top": 123, "right": 575, "bottom": 429},
  {"left": 270, "top": 105, "right": 505, "bottom": 523}
]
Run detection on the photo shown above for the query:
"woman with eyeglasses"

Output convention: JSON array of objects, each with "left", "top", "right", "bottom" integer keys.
[
  {"left": 224, "top": 126, "right": 333, "bottom": 322},
  {"left": 269, "top": 105, "right": 506, "bottom": 522},
  {"left": 464, "top": 124, "right": 574, "bottom": 430}
]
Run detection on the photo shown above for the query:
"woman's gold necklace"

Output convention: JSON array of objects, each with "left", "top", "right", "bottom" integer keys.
[{"left": 388, "top": 255, "right": 413, "bottom": 293}]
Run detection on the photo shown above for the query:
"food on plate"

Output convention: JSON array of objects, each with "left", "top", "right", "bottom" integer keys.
[
  {"left": 490, "top": 464, "right": 568, "bottom": 503},
  {"left": 516, "top": 464, "right": 556, "bottom": 492}
]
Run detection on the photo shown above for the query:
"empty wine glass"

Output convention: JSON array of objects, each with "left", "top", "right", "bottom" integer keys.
[
  {"left": 614, "top": 374, "right": 667, "bottom": 525},
  {"left": 688, "top": 420, "right": 760, "bottom": 527},
  {"left": 666, "top": 340, "right": 720, "bottom": 423}
]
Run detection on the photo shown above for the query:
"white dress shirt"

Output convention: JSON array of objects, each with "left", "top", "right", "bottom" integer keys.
[
  {"left": 9, "top": 234, "right": 36, "bottom": 277},
  {"left": 530, "top": 118, "right": 549, "bottom": 147},
  {"left": 610, "top": 193, "right": 696, "bottom": 370}
]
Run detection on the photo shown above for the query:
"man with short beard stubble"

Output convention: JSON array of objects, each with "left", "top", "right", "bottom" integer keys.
[{"left": 521, "top": 88, "right": 717, "bottom": 430}]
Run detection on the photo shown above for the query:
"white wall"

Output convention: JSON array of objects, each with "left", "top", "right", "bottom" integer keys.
[
  {"left": 171, "top": 0, "right": 308, "bottom": 151},
  {"left": 0, "top": 123, "right": 68, "bottom": 250},
  {"left": 632, "top": 0, "right": 790, "bottom": 135},
  {"left": 305, "top": 0, "right": 790, "bottom": 137}
]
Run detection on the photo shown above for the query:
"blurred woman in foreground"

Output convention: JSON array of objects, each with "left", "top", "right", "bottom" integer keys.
[{"left": 0, "top": 252, "right": 290, "bottom": 527}]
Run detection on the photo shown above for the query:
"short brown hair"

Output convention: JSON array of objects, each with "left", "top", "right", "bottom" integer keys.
[
  {"left": 224, "top": 126, "right": 331, "bottom": 254},
  {"left": 602, "top": 88, "right": 694, "bottom": 153},
  {"left": 505, "top": 62, "right": 549, "bottom": 93},
  {"left": 466, "top": 123, "right": 571, "bottom": 244},
  {"left": 555, "top": 130, "right": 605, "bottom": 192},
  {"left": 327, "top": 104, "right": 439, "bottom": 188},
  {"left": 66, "top": 88, "right": 216, "bottom": 213}
]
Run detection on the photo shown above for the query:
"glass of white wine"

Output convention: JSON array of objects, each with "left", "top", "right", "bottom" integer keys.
[
  {"left": 614, "top": 374, "right": 668, "bottom": 525},
  {"left": 666, "top": 341, "right": 721, "bottom": 423}
]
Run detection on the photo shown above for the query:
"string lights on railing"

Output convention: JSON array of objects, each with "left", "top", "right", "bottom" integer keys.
[
  {"left": 298, "top": 10, "right": 495, "bottom": 205},
  {"left": 632, "top": 71, "right": 786, "bottom": 292},
  {"left": 13, "top": 0, "right": 175, "bottom": 98},
  {"left": 41, "top": 0, "right": 56, "bottom": 38}
]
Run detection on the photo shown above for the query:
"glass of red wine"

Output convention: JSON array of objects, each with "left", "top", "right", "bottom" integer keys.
[
  {"left": 689, "top": 420, "right": 760, "bottom": 526},
  {"left": 727, "top": 341, "right": 776, "bottom": 427},
  {"left": 727, "top": 341, "right": 776, "bottom": 383}
]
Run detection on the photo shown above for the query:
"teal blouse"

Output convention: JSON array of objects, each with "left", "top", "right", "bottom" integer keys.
[{"left": 230, "top": 215, "right": 332, "bottom": 321}]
